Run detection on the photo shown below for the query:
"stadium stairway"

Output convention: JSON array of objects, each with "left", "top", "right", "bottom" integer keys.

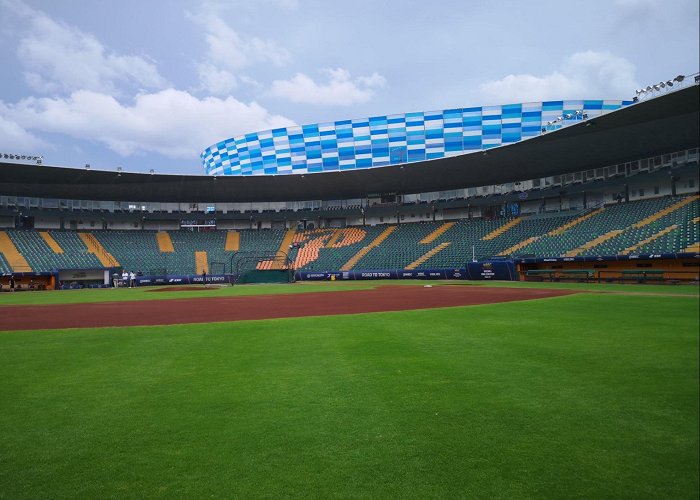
[
  {"left": 325, "top": 229, "right": 343, "bottom": 247},
  {"left": 0, "top": 231, "right": 32, "bottom": 272},
  {"left": 274, "top": 229, "right": 297, "bottom": 269},
  {"left": 482, "top": 218, "right": 521, "bottom": 241},
  {"left": 39, "top": 232, "right": 64, "bottom": 253},
  {"left": 685, "top": 217, "right": 700, "bottom": 252},
  {"left": 258, "top": 229, "right": 296, "bottom": 270},
  {"left": 405, "top": 242, "right": 451, "bottom": 270},
  {"left": 420, "top": 222, "right": 456, "bottom": 244},
  {"left": 564, "top": 230, "right": 624, "bottom": 257},
  {"left": 547, "top": 207, "right": 605, "bottom": 236},
  {"left": 632, "top": 194, "right": 699, "bottom": 229},
  {"left": 225, "top": 231, "right": 240, "bottom": 251},
  {"left": 195, "top": 251, "right": 208, "bottom": 274},
  {"left": 498, "top": 235, "right": 539, "bottom": 256},
  {"left": 79, "top": 233, "right": 119, "bottom": 267},
  {"left": 341, "top": 226, "right": 397, "bottom": 271},
  {"left": 620, "top": 225, "right": 678, "bottom": 255},
  {"left": 157, "top": 231, "right": 175, "bottom": 253}
]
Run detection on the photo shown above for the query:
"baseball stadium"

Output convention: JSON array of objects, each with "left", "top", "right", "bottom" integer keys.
[{"left": 1, "top": 76, "right": 699, "bottom": 497}]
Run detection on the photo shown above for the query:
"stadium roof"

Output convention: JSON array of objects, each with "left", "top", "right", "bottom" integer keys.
[{"left": 0, "top": 85, "right": 698, "bottom": 203}]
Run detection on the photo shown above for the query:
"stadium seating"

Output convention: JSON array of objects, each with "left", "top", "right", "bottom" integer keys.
[
  {"left": 1, "top": 194, "right": 698, "bottom": 275},
  {"left": 7, "top": 230, "right": 102, "bottom": 271},
  {"left": 94, "top": 231, "right": 166, "bottom": 275},
  {"left": 0, "top": 252, "right": 12, "bottom": 274},
  {"left": 518, "top": 196, "right": 692, "bottom": 257}
]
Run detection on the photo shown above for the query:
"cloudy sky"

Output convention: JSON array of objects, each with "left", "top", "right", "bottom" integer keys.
[{"left": 0, "top": 0, "right": 697, "bottom": 174}]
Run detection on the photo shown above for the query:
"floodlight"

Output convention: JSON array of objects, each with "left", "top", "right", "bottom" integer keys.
[
  {"left": 646, "top": 85, "right": 653, "bottom": 91},
  {"left": 149, "top": 169, "right": 155, "bottom": 175},
  {"left": 674, "top": 75, "right": 684, "bottom": 82},
  {"left": 85, "top": 164, "right": 90, "bottom": 169},
  {"left": 666, "top": 80, "right": 673, "bottom": 86},
  {"left": 658, "top": 82, "right": 665, "bottom": 88}
]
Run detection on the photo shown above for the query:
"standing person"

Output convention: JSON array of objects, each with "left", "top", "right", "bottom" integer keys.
[
  {"left": 121, "top": 270, "right": 128, "bottom": 287},
  {"left": 202, "top": 269, "right": 207, "bottom": 287},
  {"left": 112, "top": 271, "right": 119, "bottom": 288},
  {"left": 129, "top": 271, "right": 136, "bottom": 288},
  {"left": 9, "top": 275, "right": 16, "bottom": 292}
]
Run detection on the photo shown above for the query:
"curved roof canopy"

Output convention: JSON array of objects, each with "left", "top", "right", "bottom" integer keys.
[{"left": 0, "top": 86, "right": 698, "bottom": 203}]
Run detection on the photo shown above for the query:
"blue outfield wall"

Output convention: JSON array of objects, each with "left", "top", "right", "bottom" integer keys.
[
  {"left": 295, "top": 261, "right": 517, "bottom": 282},
  {"left": 129, "top": 261, "right": 518, "bottom": 286},
  {"left": 515, "top": 252, "right": 699, "bottom": 264},
  {"left": 135, "top": 274, "right": 236, "bottom": 286}
]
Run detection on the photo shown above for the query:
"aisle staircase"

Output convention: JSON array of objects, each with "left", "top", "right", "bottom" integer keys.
[
  {"left": 405, "top": 242, "right": 451, "bottom": 270},
  {"left": 225, "top": 231, "right": 240, "bottom": 251},
  {"left": 271, "top": 230, "right": 296, "bottom": 269},
  {"left": 156, "top": 231, "right": 175, "bottom": 252},
  {"left": 482, "top": 218, "right": 521, "bottom": 241},
  {"left": 78, "top": 233, "right": 119, "bottom": 267},
  {"left": 564, "top": 230, "right": 623, "bottom": 257},
  {"left": 341, "top": 226, "right": 397, "bottom": 271},
  {"left": 39, "top": 231, "right": 64, "bottom": 253},
  {"left": 420, "top": 222, "right": 456, "bottom": 244},
  {"left": 548, "top": 207, "right": 605, "bottom": 236},
  {"left": 620, "top": 225, "right": 678, "bottom": 255},
  {"left": 632, "top": 195, "right": 699, "bottom": 228},
  {"left": 0, "top": 231, "right": 32, "bottom": 272},
  {"left": 498, "top": 236, "right": 539, "bottom": 256},
  {"left": 195, "top": 251, "right": 209, "bottom": 274},
  {"left": 325, "top": 229, "right": 343, "bottom": 247}
]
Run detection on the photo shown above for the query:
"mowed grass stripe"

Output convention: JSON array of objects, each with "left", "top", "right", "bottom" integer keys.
[{"left": 0, "top": 293, "right": 697, "bottom": 498}]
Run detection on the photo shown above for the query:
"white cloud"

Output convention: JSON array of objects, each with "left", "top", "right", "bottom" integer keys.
[
  {"left": 189, "top": 8, "right": 291, "bottom": 95},
  {"left": 269, "top": 68, "right": 387, "bottom": 106},
  {"left": 0, "top": 115, "right": 47, "bottom": 151},
  {"left": 5, "top": 0, "right": 166, "bottom": 95},
  {"left": 476, "top": 51, "right": 639, "bottom": 104},
  {"left": 1, "top": 89, "right": 295, "bottom": 159}
]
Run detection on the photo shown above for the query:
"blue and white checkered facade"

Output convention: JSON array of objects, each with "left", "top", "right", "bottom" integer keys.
[{"left": 202, "top": 99, "right": 633, "bottom": 176}]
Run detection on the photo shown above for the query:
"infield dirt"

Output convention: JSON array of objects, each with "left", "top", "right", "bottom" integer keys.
[{"left": 2, "top": 284, "right": 576, "bottom": 331}]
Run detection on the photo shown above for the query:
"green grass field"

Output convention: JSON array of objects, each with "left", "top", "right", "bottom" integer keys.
[{"left": 1, "top": 282, "right": 698, "bottom": 498}]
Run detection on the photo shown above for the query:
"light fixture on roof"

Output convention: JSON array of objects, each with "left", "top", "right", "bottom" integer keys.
[
  {"left": 117, "top": 166, "right": 122, "bottom": 177},
  {"left": 85, "top": 164, "right": 90, "bottom": 170},
  {"left": 674, "top": 75, "right": 684, "bottom": 82},
  {"left": 666, "top": 80, "right": 673, "bottom": 86},
  {"left": 149, "top": 169, "right": 155, "bottom": 175}
]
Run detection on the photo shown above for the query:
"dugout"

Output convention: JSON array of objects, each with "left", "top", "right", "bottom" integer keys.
[{"left": 517, "top": 253, "right": 699, "bottom": 283}]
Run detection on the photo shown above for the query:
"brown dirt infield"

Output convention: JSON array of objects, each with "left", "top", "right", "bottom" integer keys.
[{"left": 2, "top": 285, "right": 577, "bottom": 331}]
